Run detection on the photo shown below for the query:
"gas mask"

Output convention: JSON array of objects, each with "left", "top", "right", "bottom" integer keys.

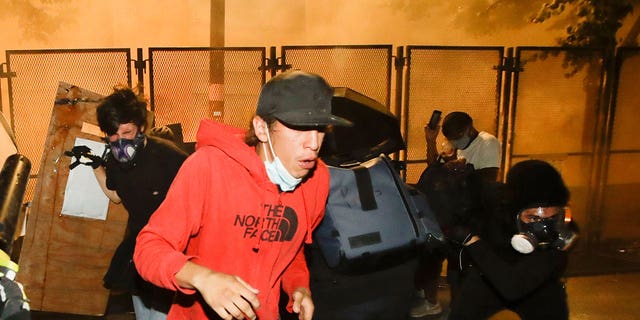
[
  {"left": 510, "top": 207, "right": 578, "bottom": 254},
  {"left": 108, "top": 132, "right": 145, "bottom": 165}
]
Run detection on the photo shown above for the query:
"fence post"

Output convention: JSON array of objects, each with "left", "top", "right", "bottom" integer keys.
[
  {"left": 0, "top": 63, "right": 17, "bottom": 122},
  {"left": 134, "top": 48, "right": 146, "bottom": 96}
]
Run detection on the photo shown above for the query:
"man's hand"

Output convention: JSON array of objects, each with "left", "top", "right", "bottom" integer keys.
[
  {"left": 443, "top": 158, "right": 467, "bottom": 173},
  {"left": 83, "top": 154, "right": 105, "bottom": 169},
  {"left": 178, "top": 262, "right": 260, "bottom": 320},
  {"left": 424, "top": 124, "right": 439, "bottom": 142},
  {"left": 291, "top": 287, "right": 314, "bottom": 320},
  {"left": 445, "top": 225, "right": 474, "bottom": 246},
  {"left": 65, "top": 145, "right": 104, "bottom": 170}
]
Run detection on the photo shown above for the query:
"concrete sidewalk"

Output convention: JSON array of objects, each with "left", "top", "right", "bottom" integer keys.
[
  {"left": 31, "top": 272, "right": 640, "bottom": 319},
  {"left": 409, "top": 272, "right": 640, "bottom": 320}
]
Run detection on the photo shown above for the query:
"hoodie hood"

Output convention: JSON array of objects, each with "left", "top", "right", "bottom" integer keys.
[{"left": 195, "top": 119, "right": 268, "bottom": 185}]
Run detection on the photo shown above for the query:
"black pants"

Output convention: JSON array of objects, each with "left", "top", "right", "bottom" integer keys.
[{"left": 305, "top": 246, "right": 418, "bottom": 320}]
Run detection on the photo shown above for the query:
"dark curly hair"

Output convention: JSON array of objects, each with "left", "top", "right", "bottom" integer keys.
[{"left": 96, "top": 85, "right": 148, "bottom": 136}]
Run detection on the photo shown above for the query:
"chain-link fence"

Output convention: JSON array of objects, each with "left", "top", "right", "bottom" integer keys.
[
  {"left": 5, "top": 49, "right": 131, "bottom": 202},
  {"left": 3, "top": 44, "right": 640, "bottom": 249}
]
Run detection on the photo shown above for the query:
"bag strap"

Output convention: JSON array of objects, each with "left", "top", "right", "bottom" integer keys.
[
  {"left": 353, "top": 165, "right": 378, "bottom": 211},
  {"left": 380, "top": 155, "right": 422, "bottom": 238}
]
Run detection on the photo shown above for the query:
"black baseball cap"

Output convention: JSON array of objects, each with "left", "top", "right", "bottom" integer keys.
[{"left": 256, "top": 70, "right": 352, "bottom": 127}]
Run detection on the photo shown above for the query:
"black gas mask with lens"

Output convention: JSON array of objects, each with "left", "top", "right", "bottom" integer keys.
[
  {"left": 107, "top": 132, "right": 145, "bottom": 168},
  {"left": 510, "top": 207, "right": 578, "bottom": 254}
]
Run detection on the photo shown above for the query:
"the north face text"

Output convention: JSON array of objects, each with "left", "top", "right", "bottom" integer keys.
[{"left": 234, "top": 203, "right": 299, "bottom": 242}]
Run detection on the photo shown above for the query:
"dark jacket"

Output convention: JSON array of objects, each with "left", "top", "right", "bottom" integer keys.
[
  {"left": 448, "top": 182, "right": 569, "bottom": 320},
  {"left": 103, "top": 136, "right": 187, "bottom": 293}
]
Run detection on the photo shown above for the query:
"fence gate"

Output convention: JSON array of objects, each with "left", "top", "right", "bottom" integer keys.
[
  {"left": 600, "top": 47, "right": 640, "bottom": 245},
  {"left": 402, "top": 46, "right": 504, "bottom": 184},
  {"left": 6, "top": 49, "right": 132, "bottom": 202},
  {"left": 5, "top": 49, "right": 131, "bottom": 314},
  {"left": 508, "top": 47, "right": 606, "bottom": 245},
  {"left": 148, "top": 47, "right": 266, "bottom": 141},
  {"left": 281, "top": 45, "right": 393, "bottom": 109}
]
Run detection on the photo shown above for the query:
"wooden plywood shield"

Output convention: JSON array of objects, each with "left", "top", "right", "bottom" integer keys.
[{"left": 17, "top": 82, "right": 128, "bottom": 315}]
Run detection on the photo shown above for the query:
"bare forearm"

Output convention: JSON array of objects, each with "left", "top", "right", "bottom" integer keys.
[
  {"left": 424, "top": 125, "right": 440, "bottom": 166},
  {"left": 174, "top": 261, "right": 261, "bottom": 319},
  {"left": 92, "top": 166, "right": 121, "bottom": 203},
  {"left": 426, "top": 138, "right": 439, "bottom": 165},
  {"left": 175, "top": 260, "right": 209, "bottom": 290}
]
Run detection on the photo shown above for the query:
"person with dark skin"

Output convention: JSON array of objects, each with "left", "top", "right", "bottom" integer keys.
[
  {"left": 412, "top": 111, "right": 502, "bottom": 318},
  {"left": 425, "top": 111, "right": 501, "bottom": 181},
  {"left": 92, "top": 86, "right": 188, "bottom": 320},
  {"left": 447, "top": 159, "right": 578, "bottom": 319}
]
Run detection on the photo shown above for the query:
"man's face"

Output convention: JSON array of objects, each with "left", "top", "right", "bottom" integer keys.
[
  {"left": 445, "top": 125, "right": 471, "bottom": 149},
  {"left": 106, "top": 122, "right": 141, "bottom": 142},
  {"left": 268, "top": 120, "right": 326, "bottom": 179},
  {"left": 519, "top": 206, "right": 564, "bottom": 224}
]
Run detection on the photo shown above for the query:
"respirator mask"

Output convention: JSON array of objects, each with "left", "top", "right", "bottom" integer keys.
[
  {"left": 108, "top": 132, "right": 145, "bottom": 166},
  {"left": 510, "top": 206, "right": 578, "bottom": 254}
]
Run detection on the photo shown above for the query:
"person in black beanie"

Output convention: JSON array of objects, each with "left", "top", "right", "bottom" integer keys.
[{"left": 447, "top": 159, "right": 578, "bottom": 320}]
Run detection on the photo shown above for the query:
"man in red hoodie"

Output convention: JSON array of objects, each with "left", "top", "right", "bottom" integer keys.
[{"left": 134, "top": 70, "right": 352, "bottom": 320}]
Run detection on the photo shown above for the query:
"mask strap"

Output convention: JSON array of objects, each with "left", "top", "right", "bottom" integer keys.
[{"left": 264, "top": 128, "right": 277, "bottom": 163}]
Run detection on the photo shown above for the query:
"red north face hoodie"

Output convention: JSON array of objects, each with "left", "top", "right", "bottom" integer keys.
[{"left": 134, "top": 119, "right": 329, "bottom": 319}]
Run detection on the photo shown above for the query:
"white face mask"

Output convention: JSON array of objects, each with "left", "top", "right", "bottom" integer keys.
[
  {"left": 450, "top": 133, "right": 471, "bottom": 150},
  {"left": 263, "top": 129, "right": 302, "bottom": 192}
]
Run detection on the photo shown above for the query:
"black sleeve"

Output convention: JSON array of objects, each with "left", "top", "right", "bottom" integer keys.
[
  {"left": 161, "top": 141, "right": 188, "bottom": 178},
  {"left": 104, "top": 155, "right": 119, "bottom": 191},
  {"left": 465, "top": 239, "right": 566, "bottom": 301}
]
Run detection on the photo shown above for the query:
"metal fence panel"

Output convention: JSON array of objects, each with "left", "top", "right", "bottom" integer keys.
[
  {"left": 510, "top": 47, "right": 605, "bottom": 237},
  {"left": 6, "top": 49, "right": 131, "bottom": 201},
  {"left": 4, "top": 44, "right": 640, "bottom": 251},
  {"left": 601, "top": 47, "right": 640, "bottom": 241},
  {"left": 281, "top": 45, "right": 393, "bottom": 108},
  {"left": 403, "top": 46, "right": 503, "bottom": 184},
  {"left": 149, "top": 47, "right": 266, "bottom": 141}
]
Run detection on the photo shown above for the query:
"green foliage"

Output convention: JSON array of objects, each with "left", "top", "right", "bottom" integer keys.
[
  {"left": 528, "top": 0, "right": 638, "bottom": 76},
  {"left": 532, "top": 0, "right": 638, "bottom": 48}
]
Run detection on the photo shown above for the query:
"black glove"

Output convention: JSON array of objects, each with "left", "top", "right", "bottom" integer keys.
[
  {"left": 444, "top": 225, "right": 474, "bottom": 246},
  {"left": 554, "top": 220, "right": 579, "bottom": 251},
  {"left": 83, "top": 154, "right": 105, "bottom": 169},
  {"left": 64, "top": 145, "right": 105, "bottom": 170},
  {"left": 0, "top": 276, "right": 31, "bottom": 320}
]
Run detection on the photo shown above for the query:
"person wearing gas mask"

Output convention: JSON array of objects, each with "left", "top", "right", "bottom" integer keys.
[
  {"left": 133, "top": 70, "right": 352, "bottom": 320},
  {"left": 447, "top": 159, "right": 578, "bottom": 320},
  {"left": 92, "top": 85, "right": 188, "bottom": 319}
]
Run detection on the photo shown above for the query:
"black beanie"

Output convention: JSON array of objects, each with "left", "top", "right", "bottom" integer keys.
[{"left": 506, "top": 160, "right": 569, "bottom": 211}]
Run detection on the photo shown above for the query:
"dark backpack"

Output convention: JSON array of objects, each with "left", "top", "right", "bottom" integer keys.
[
  {"left": 416, "top": 163, "right": 483, "bottom": 229},
  {"left": 415, "top": 162, "right": 511, "bottom": 249}
]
